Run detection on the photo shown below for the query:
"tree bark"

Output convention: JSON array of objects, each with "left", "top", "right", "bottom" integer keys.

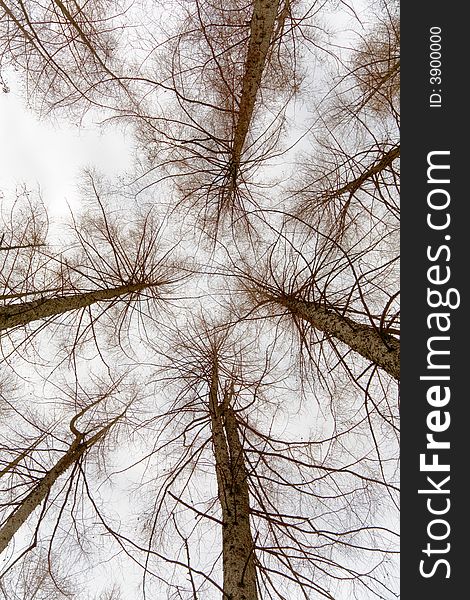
[
  {"left": 0, "top": 283, "right": 148, "bottom": 332},
  {"left": 327, "top": 144, "right": 400, "bottom": 201},
  {"left": 231, "top": 0, "right": 280, "bottom": 166},
  {"left": 275, "top": 296, "right": 400, "bottom": 380},
  {"left": 0, "top": 421, "right": 111, "bottom": 555},
  {"left": 208, "top": 366, "right": 258, "bottom": 600}
]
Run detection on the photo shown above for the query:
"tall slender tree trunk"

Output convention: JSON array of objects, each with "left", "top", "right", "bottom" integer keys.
[
  {"left": 0, "top": 283, "right": 148, "bottom": 332},
  {"left": 231, "top": 0, "right": 280, "bottom": 166},
  {"left": 0, "top": 422, "right": 113, "bottom": 554},
  {"left": 274, "top": 296, "right": 400, "bottom": 379},
  {"left": 208, "top": 366, "right": 258, "bottom": 600},
  {"left": 329, "top": 144, "right": 400, "bottom": 200}
]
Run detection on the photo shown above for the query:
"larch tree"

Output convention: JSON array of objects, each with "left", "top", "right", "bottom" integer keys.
[
  {"left": 0, "top": 1, "right": 399, "bottom": 598},
  {"left": 88, "top": 319, "right": 396, "bottom": 599},
  {"left": 0, "top": 183, "right": 185, "bottom": 361},
  {"left": 0, "top": 387, "right": 129, "bottom": 555}
]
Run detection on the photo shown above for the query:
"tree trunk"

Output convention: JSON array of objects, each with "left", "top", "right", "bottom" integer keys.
[
  {"left": 275, "top": 296, "right": 400, "bottom": 380},
  {"left": 0, "top": 423, "right": 112, "bottom": 554},
  {"left": 208, "top": 367, "right": 258, "bottom": 600},
  {"left": 231, "top": 0, "right": 280, "bottom": 166},
  {"left": 0, "top": 283, "right": 148, "bottom": 332},
  {"left": 328, "top": 144, "right": 400, "bottom": 201}
]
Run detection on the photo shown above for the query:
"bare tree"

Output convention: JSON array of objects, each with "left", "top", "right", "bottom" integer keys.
[
  {"left": 0, "top": 0, "right": 134, "bottom": 116},
  {"left": 0, "top": 401, "right": 123, "bottom": 555},
  {"left": 348, "top": 1, "right": 399, "bottom": 118},
  {"left": 0, "top": 548, "right": 76, "bottom": 599},
  {"left": 0, "top": 183, "right": 186, "bottom": 365},
  {"left": 222, "top": 211, "right": 399, "bottom": 383},
  {"left": 0, "top": 368, "right": 151, "bottom": 600},
  {"left": 108, "top": 320, "right": 398, "bottom": 599},
  {"left": 0, "top": 1, "right": 400, "bottom": 599}
]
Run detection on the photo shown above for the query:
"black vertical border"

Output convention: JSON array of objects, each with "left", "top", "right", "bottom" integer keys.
[{"left": 402, "top": 4, "right": 467, "bottom": 598}]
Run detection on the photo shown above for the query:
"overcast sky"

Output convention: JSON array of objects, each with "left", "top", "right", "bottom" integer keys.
[{"left": 0, "top": 81, "right": 132, "bottom": 218}]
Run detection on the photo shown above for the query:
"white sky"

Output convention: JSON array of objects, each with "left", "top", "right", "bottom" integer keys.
[{"left": 0, "top": 82, "right": 133, "bottom": 217}]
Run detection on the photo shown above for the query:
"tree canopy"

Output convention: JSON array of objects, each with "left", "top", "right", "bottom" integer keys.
[{"left": 0, "top": 1, "right": 399, "bottom": 599}]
